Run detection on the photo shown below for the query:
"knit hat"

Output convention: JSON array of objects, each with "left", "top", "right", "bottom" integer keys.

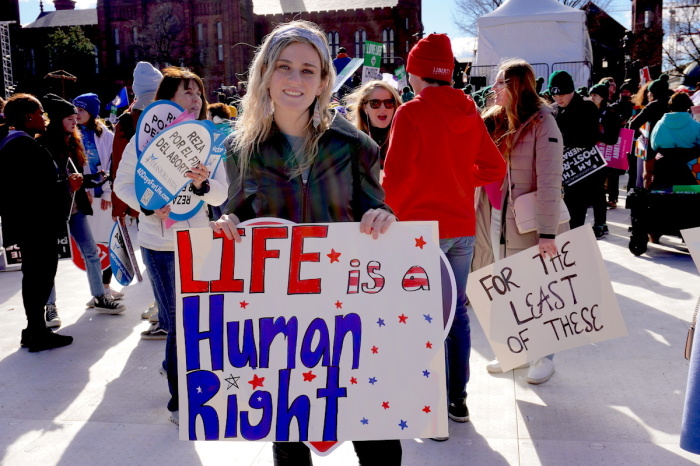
[
  {"left": 407, "top": 34, "right": 453, "bottom": 81},
  {"left": 619, "top": 82, "right": 635, "bottom": 93},
  {"left": 589, "top": 83, "right": 608, "bottom": 98},
  {"left": 43, "top": 93, "right": 77, "bottom": 122},
  {"left": 72, "top": 93, "right": 101, "bottom": 118},
  {"left": 548, "top": 70, "right": 575, "bottom": 95},
  {"left": 648, "top": 74, "right": 670, "bottom": 99},
  {"left": 132, "top": 62, "right": 163, "bottom": 111}
]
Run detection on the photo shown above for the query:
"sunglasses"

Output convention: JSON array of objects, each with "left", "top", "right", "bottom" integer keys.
[{"left": 366, "top": 99, "right": 396, "bottom": 109}]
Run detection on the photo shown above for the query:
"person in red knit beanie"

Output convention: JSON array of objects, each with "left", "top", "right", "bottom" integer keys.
[{"left": 383, "top": 33, "right": 506, "bottom": 440}]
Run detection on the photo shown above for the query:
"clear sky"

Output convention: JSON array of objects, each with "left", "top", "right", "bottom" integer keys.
[{"left": 19, "top": 0, "right": 632, "bottom": 59}]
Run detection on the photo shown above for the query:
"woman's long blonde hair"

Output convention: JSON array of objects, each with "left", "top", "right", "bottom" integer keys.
[
  {"left": 481, "top": 58, "right": 548, "bottom": 160},
  {"left": 233, "top": 20, "right": 335, "bottom": 179},
  {"left": 345, "top": 80, "right": 402, "bottom": 134}
]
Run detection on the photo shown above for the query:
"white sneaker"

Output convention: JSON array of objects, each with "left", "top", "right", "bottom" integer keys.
[
  {"left": 486, "top": 359, "right": 530, "bottom": 374},
  {"left": 170, "top": 410, "right": 179, "bottom": 426},
  {"left": 526, "top": 358, "right": 555, "bottom": 384},
  {"left": 107, "top": 287, "right": 125, "bottom": 300},
  {"left": 45, "top": 304, "right": 61, "bottom": 328},
  {"left": 141, "top": 302, "right": 158, "bottom": 319},
  {"left": 86, "top": 297, "right": 96, "bottom": 308}
]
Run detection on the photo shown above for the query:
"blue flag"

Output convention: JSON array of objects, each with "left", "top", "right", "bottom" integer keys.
[{"left": 106, "top": 87, "right": 129, "bottom": 113}]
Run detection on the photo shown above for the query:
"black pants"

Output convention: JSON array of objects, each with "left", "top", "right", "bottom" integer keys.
[
  {"left": 272, "top": 440, "right": 402, "bottom": 466},
  {"left": 564, "top": 170, "right": 607, "bottom": 229},
  {"left": 605, "top": 167, "right": 625, "bottom": 203},
  {"left": 17, "top": 233, "right": 59, "bottom": 334}
]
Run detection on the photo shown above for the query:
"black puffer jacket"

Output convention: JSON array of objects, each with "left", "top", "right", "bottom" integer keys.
[
  {"left": 552, "top": 92, "right": 599, "bottom": 149},
  {"left": 224, "top": 112, "right": 391, "bottom": 223}
]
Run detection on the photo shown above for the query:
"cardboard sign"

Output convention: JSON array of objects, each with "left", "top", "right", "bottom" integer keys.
[
  {"left": 109, "top": 218, "right": 141, "bottom": 286},
  {"left": 394, "top": 65, "right": 408, "bottom": 91},
  {"left": 135, "top": 100, "right": 185, "bottom": 155},
  {"left": 333, "top": 58, "right": 363, "bottom": 93},
  {"left": 362, "top": 41, "right": 382, "bottom": 84},
  {"left": 634, "top": 122, "right": 650, "bottom": 160},
  {"left": 562, "top": 146, "right": 608, "bottom": 186},
  {"left": 466, "top": 226, "right": 627, "bottom": 372},
  {"left": 681, "top": 226, "right": 700, "bottom": 275},
  {"left": 174, "top": 221, "right": 451, "bottom": 444},
  {"left": 596, "top": 128, "right": 634, "bottom": 170},
  {"left": 134, "top": 121, "right": 213, "bottom": 211}
]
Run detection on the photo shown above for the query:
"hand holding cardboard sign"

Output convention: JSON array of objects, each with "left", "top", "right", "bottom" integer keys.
[
  {"left": 186, "top": 163, "right": 210, "bottom": 189},
  {"left": 210, "top": 213, "right": 242, "bottom": 243},
  {"left": 359, "top": 208, "right": 397, "bottom": 239},
  {"left": 68, "top": 173, "right": 83, "bottom": 192}
]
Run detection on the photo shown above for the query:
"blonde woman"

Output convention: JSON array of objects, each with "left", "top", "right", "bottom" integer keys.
[
  {"left": 212, "top": 20, "right": 399, "bottom": 465},
  {"left": 345, "top": 80, "right": 402, "bottom": 164},
  {"left": 476, "top": 59, "right": 566, "bottom": 384}
]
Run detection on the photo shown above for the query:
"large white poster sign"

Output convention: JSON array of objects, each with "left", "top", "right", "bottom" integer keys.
[
  {"left": 134, "top": 121, "right": 213, "bottom": 210},
  {"left": 681, "top": 227, "right": 700, "bottom": 274},
  {"left": 467, "top": 226, "right": 627, "bottom": 372},
  {"left": 135, "top": 100, "right": 184, "bottom": 155},
  {"left": 174, "top": 221, "right": 450, "bottom": 444}
]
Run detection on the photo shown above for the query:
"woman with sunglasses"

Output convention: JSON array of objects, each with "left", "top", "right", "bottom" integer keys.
[
  {"left": 211, "top": 20, "right": 399, "bottom": 466},
  {"left": 345, "top": 80, "right": 402, "bottom": 166}
]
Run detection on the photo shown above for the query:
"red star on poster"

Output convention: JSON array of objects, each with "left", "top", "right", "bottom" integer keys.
[
  {"left": 425, "top": 341, "right": 433, "bottom": 349},
  {"left": 240, "top": 301, "right": 249, "bottom": 309},
  {"left": 422, "top": 406, "right": 431, "bottom": 413},
  {"left": 248, "top": 374, "right": 265, "bottom": 389},
  {"left": 382, "top": 401, "right": 390, "bottom": 410},
  {"left": 335, "top": 300, "right": 343, "bottom": 309},
  {"left": 371, "top": 346, "right": 379, "bottom": 354},
  {"left": 327, "top": 249, "right": 341, "bottom": 263},
  {"left": 350, "top": 377, "right": 358, "bottom": 385},
  {"left": 303, "top": 371, "right": 317, "bottom": 382},
  {"left": 415, "top": 236, "right": 427, "bottom": 249},
  {"left": 398, "top": 314, "right": 408, "bottom": 324}
]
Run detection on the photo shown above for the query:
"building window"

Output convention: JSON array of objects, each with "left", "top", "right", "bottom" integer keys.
[
  {"left": 197, "top": 23, "right": 204, "bottom": 42},
  {"left": 216, "top": 21, "right": 223, "bottom": 40},
  {"left": 327, "top": 31, "right": 340, "bottom": 57},
  {"left": 218, "top": 44, "right": 224, "bottom": 62},
  {"left": 113, "top": 27, "right": 119, "bottom": 45},
  {"left": 115, "top": 49, "right": 121, "bottom": 66},
  {"left": 406, "top": 40, "right": 410, "bottom": 53},
  {"left": 382, "top": 28, "right": 395, "bottom": 64},
  {"left": 132, "top": 26, "right": 137, "bottom": 43},
  {"left": 405, "top": 18, "right": 409, "bottom": 30},
  {"left": 354, "top": 29, "right": 366, "bottom": 58},
  {"left": 94, "top": 45, "right": 99, "bottom": 73}
]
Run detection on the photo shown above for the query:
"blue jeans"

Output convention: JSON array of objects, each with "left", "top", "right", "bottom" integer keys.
[
  {"left": 141, "top": 248, "right": 178, "bottom": 412},
  {"left": 440, "top": 236, "right": 475, "bottom": 404},
  {"left": 48, "top": 211, "right": 104, "bottom": 304}
]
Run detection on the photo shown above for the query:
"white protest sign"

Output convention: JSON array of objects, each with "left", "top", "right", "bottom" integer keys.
[
  {"left": 134, "top": 121, "right": 213, "bottom": 211},
  {"left": 681, "top": 227, "right": 700, "bottom": 274},
  {"left": 174, "top": 221, "right": 451, "bottom": 443},
  {"left": 135, "top": 100, "right": 184, "bottom": 155},
  {"left": 109, "top": 218, "right": 141, "bottom": 286},
  {"left": 467, "top": 226, "right": 627, "bottom": 372},
  {"left": 333, "top": 58, "right": 363, "bottom": 93},
  {"left": 562, "top": 146, "right": 608, "bottom": 186}
]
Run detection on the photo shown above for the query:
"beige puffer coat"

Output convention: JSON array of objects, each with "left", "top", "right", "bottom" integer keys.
[{"left": 473, "top": 106, "right": 568, "bottom": 270}]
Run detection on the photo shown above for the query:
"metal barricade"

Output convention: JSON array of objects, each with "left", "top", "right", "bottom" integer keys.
[{"left": 551, "top": 61, "right": 592, "bottom": 88}]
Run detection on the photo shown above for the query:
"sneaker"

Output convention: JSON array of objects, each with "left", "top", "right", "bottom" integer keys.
[
  {"left": 107, "top": 287, "right": 125, "bottom": 300},
  {"left": 26, "top": 330, "right": 73, "bottom": 353},
  {"left": 448, "top": 398, "right": 469, "bottom": 423},
  {"left": 93, "top": 295, "right": 126, "bottom": 314},
  {"left": 141, "top": 322, "right": 168, "bottom": 340},
  {"left": 170, "top": 410, "right": 179, "bottom": 426},
  {"left": 45, "top": 304, "right": 61, "bottom": 329},
  {"left": 141, "top": 302, "right": 158, "bottom": 319},
  {"left": 593, "top": 225, "right": 605, "bottom": 239},
  {"left": 86, "top": 297, "right": 96, "bottom": 308},
  {"left": 149, "top": 310, "right": 160, "bottom": 324},
  {"left": 486, "top": 359, "right": 529, "bottom": 374},
  {"left": 526, "top": 357, "right": 555, "bottom": 385}
]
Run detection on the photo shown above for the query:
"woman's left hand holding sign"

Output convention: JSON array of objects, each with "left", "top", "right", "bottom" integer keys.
[{"left": 186, "top": 163, "right": 210, "bottom": 189}]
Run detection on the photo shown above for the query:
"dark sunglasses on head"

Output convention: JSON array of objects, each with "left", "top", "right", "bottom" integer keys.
[{"left": 366, "top": 99, "right": 396, "bottom": 109}]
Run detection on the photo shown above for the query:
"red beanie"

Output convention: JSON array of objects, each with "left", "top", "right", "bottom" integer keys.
[{"left": 407, "top": 34, "right": 454, "bottom": 81}]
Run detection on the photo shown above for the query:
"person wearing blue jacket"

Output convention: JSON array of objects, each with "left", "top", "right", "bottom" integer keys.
[{"left": 650, "top": 91, "right": 700, "bottom": 189}]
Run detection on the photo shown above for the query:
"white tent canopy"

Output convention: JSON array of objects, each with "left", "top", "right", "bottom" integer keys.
[{"left": 473, "top": 0, "right": 592, "bottom": 89}]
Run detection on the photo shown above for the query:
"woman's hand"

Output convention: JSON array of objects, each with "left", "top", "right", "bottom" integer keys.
[
  {"left": 210, "top": 214, "right": 242, "bottom": 243},
  {"left": 360, "top": 208, "right": 397, "bottom": 239},
  {"left": 187, "top": 163, "right": 210, "bottom": 189},
  {"left": 101, "top": 199, "right": 112, "bottom": 211},
  {"left": 538, "top": 237, "right": 558, "bottom": 258},
  {"left": 68, "top": 173, "right": 83, "bottom": 192},
  {"left": 154, "top": 205, "right": 171, "bottom": 220}
]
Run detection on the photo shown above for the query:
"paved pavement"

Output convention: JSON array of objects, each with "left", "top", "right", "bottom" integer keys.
[{"left": 1, "top": 185, "right": 700, "bottom": 465}]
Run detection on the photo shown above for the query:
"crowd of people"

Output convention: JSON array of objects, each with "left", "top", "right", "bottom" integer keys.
[{"left": 1, "top": 17, "right": 700, "bottom": 462}]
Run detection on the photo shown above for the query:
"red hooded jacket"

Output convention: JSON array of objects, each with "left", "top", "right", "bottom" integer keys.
[{"left": 383, "top": 85, "right": 506, "bottom": 238}]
